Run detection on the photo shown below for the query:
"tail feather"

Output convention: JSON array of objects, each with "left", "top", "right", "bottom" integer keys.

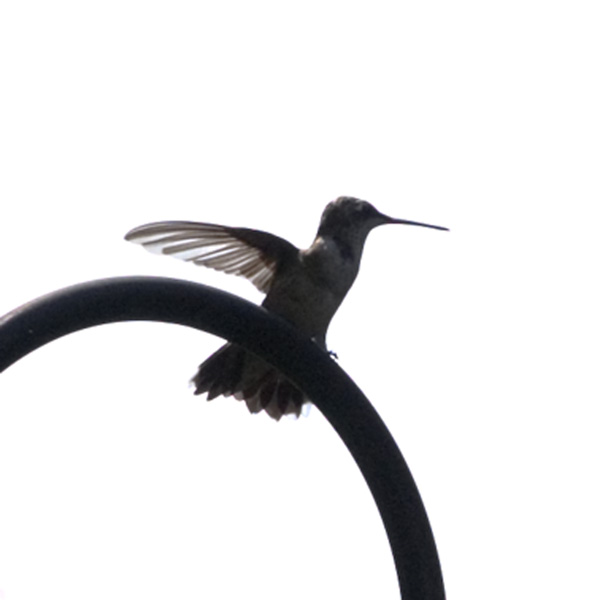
[{"left": 192, "top": 343, "right": 309, "bottom": 420}]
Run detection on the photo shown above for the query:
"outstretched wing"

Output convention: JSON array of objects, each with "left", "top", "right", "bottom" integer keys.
[{"left": 125, "top": 221, "right": 299, "bottom": 294}]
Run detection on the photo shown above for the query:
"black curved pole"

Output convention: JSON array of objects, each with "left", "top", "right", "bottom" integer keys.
[{"left": 0, "top": 276, "right": 445, "bottom": 600}]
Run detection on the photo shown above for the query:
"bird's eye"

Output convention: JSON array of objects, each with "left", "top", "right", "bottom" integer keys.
[{"left": 358, "top": 203, "right": 374, "bottom": 218}]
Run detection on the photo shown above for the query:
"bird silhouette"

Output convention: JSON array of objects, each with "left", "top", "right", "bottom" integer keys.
[{"left": 125, "top": 196, "right": 448, "bottom": 419}]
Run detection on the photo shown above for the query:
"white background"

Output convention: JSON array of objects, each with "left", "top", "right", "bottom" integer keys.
[{"left": 1, "top": 1, "right": 599, "bottom": 598}]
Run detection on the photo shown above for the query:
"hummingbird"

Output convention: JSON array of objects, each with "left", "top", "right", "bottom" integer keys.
[{"left": 125, "top": 197, "right": 448, "bottom": 420}]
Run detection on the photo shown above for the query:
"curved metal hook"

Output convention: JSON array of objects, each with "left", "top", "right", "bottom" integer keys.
[{"left": 0, "top": 276, "right": 445, "bottom": 600}]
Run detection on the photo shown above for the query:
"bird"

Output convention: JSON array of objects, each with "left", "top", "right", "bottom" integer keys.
[{"left": 125, "top": 196, "right": 448, "bottom": 420}]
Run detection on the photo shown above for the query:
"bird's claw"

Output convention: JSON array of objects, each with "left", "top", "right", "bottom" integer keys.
[{"left": 328, "top": 350, "right": 339, "bottom": 360}]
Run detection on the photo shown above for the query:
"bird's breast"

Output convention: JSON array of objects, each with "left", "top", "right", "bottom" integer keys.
[
  {"left": 301, "top": 235, "right": 361, "bottom": 294},
  {"left": 261, "top": 237, "right": 359, "bottom": 346}
]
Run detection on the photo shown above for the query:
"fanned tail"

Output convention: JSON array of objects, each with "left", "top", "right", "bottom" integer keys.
[{"left": 192, "top": 343, "right": 309, "bottom": 420}]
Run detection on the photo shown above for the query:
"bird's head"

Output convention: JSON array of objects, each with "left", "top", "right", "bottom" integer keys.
[{"left": 317, "top": 196, "right": 448, "bottom": 245}]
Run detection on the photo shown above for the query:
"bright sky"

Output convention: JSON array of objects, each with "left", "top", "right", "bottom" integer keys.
[{"left": 1, "top": 1, "right": 599, "bottom": 598}]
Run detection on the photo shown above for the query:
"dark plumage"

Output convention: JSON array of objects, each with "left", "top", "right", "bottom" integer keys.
[{"left": 125, "top": 197, "right": 448, "bottom": 419}]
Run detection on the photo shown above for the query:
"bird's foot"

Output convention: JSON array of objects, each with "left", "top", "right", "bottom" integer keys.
[{"left": 328, "top": 349, "right": 339, "bottom": 360}]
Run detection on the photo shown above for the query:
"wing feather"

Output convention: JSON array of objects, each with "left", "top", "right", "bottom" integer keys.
[{"left": 125, "top": 220, "right": 299, "bottom": 293}]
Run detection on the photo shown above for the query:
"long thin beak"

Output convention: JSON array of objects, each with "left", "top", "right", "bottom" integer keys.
[{"left": 382, "top": 215, "right": 449, "bottom": 231}]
